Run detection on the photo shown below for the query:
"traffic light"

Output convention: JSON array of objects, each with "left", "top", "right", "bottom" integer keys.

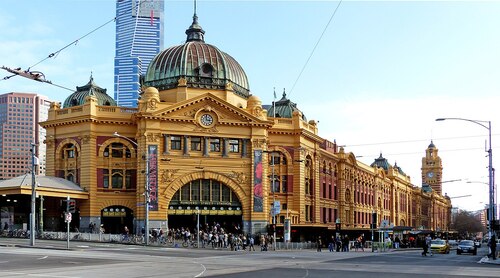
[
  {"left": 66, "top": 199, "right": 76, "bottom": 213},
  {"left": 371, "top": 212, "right": 377, "bottom": 229}
]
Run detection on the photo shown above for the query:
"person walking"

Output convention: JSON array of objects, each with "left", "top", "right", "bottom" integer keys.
[
  {"left": 422, "top": 234, "right": 432, "bottom": 256},
  {"left": 317, "top": 236, "right": 322, "bottom": 252},
  {"left": 394, "top": 236, "right": 401, "bottom": 249},
  {"left": 248, "top": 235, "right": 255, "bottom": 251},
  {"left": 328, "top": 235, "right": 335, "bottom": 252}
]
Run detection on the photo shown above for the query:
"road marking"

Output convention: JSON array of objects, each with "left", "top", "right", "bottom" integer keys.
[
  {"left": 194, "top": 261, "right": 206, "bottom": 278},
  {"left": 37, "top": 256, "right": 48, "bottom": 260}
]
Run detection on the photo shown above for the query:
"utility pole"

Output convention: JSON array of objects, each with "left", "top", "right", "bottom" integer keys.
[{"left": 30, "top": 143, "right": 37, "bottom": 246}]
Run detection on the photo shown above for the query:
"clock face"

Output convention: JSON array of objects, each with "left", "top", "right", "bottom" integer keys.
[
  {"left": 200, "top": 114, "right": 214, "bottom": 126},
  {"left": 427, "top": 172, "right": 434, "bottom": 178}
]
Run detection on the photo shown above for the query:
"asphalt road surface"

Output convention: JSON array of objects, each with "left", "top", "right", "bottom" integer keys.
[{"left": 0, "top": 238, "right": 498, "bottom": 278}]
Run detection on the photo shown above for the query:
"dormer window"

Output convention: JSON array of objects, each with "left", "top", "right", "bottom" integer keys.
[{"left": 200, "top": 63, "right": 213, "bottom": 77}]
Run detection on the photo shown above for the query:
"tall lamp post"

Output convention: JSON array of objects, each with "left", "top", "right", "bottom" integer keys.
[
  {"left": 436, "top": 118, "right": 495, "bottom": 238},
  {"left": 114, "top": 132, "right": 150, "bottom": 245},
  {"left": 30, "top": 143, "right": 37, "bottom": 246}
]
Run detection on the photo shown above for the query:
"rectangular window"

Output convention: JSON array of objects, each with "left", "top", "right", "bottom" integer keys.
[
  {"left": 222, "top": 184, "right": 230, "bottom": 202},
  {"left": 202, "top": 180, "right": 210, "bottom": 201},
  {"left": 171, "top": 136, "right": 182, "bottom": 150},
  {"left": 191, "top": 182, "right": 200, "bottom": 202},
  {"left": 112, "top": 169, "right": 123, "bottom": 189},
  {"left": 125, "top": 170, "right": 132, "bottom": 189},
  {"left": 212, "top": 181, "right": 220, "bottom": 202},
  {"left": 281, "top": 175, "right": 287, "bottom": 193},
  {"left": 229, "top": 139, "right": 239, "bottom": 153},
  {"left": 181, "top": 184, "right": 190, "bottom": 201},
  {"left": 102, "top": 169, "right": 109, "bottom": 188},
  {"left": 191, "top": 137, "right": 201, "bottom": 151},
  {"left": 210, "top": 138, "right": 220, "bottom": 152}
]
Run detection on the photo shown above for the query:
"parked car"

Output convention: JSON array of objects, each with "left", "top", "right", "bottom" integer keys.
[
  {"left": 430, "top": 239, "right": 450, "bottom": 254},
  {"left": 457, "top": 240, "right": 477, "bottom": 255}
]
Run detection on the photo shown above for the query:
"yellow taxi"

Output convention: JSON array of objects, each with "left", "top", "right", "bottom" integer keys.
[{"left": 430, "top": 239, "right": 450, "bottom": 254}]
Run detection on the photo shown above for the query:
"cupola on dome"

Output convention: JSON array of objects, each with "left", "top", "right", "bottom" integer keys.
[
  {"left": 144, "top": 12, "right": 250, "bottom": 98},
  {"left": 63, "top": 75, "right": 116, "bottom": 108}
]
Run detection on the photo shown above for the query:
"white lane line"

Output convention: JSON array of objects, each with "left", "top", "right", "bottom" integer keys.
[
  {"left": 37, "top": 256, "right": 48, "bottom": 260},
  {"left": 194, "top": 262, "right": 207, "bottom": 278}
]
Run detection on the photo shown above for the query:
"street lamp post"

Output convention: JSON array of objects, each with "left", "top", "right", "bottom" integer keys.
[
  {"left": 30, "top": 143, "right": 37, "bottom": 246},
  {"left": 114, "top": 132, "right": 150, "bottom": 245},
  {"left": 436, "top": 118, "right": 495, "bottom": 238}
]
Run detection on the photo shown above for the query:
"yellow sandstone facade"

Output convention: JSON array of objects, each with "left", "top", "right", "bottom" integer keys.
[{"left": 39, "top": 13, "right": 451, "bottom": 240}]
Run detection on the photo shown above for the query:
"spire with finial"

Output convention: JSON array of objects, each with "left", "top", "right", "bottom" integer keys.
[{"left": 185, "top": 0, "right": 205, "bottom": 42}]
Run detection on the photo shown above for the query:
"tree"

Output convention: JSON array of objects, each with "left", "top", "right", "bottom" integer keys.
[{"left": 450, "top": 211, "right": 485, "bottom": 239}]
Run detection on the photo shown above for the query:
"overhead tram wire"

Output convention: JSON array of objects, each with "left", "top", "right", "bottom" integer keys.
[
  {"left": 288, "top": 0, "right": 343, "bottom": 97},
  {"left": 1, "top": 0, "right": 152, "bottom": 89},
  {"left": 343, "top": 133, "right": 500, "bottom": 148}
]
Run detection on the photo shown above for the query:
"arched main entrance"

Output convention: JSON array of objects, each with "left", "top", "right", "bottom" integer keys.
[
  {"left": 168, "top": 179, "right": 242, "bottom": 233},
  {"left": 101, "top": 206, "right": 134, "bottom": 234}
]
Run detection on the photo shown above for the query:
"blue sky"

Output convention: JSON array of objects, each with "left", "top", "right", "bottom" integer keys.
[{"left": 1, "top": 0, "right": 499, "bottom": 212}]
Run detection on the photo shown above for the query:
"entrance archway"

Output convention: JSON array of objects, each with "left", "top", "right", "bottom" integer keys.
[
  {"left": 101, "top": 206, "right": 134, "bottom": 234},
  {"left": 168, "top": 179, "right": 242, "bottom": 233}
]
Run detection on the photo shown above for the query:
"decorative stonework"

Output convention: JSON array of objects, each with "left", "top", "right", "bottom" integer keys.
[
  {"left": 79, "top": 135, "right": 93, "bottom": 144},
  {"left": 224, "top": 171, "right": 248, "bottom": 184},
  {"left": 45, "top": 139, "right": 55, "bottom": 148},
  {"left": 148, "top": 98, "right": 158, "bottom": 110},
  {"left": 252, "top": 138, "right": 267, "bottom": 148},
  {"left": 193, "top": 125, "right": 219, "bottom": 133},
  {"left": 146, "top": 133, "right": 161, "bottom": 143},
  {"left": 178, "top": 77, "right": 187, "bottom": 87},
  {"left": 184, "top": 108, "right": 198, "bottom": 117},
  {"left": 161, "top": 169, "right": 180, "bottom": 183},
  {"left": 251, "top": 106, "right": 263, "bottom": 118}
]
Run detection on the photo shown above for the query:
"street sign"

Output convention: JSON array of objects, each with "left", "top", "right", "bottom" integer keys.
[
  {"left": 65, "top": 212, "right": 72, "bottom": 223},
  {"left": 272, "top": 201, "right": 281, "bottom": 216}
]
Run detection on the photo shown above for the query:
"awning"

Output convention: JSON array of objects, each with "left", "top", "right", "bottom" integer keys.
[{"left": 0, "top": 175, "right": 88, "bottom": 199}]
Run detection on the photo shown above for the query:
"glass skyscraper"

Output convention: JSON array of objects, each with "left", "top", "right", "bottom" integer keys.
[{"left": 114, "top": 0, "right": 164, "bottom": 107}]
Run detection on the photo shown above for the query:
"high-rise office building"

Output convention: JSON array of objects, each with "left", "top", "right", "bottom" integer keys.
[
  {"left": 0, "top": 92, "right": 52, "bottom": 180},
  {"left": 114, "top": 0, "right": 164, "bottom": 107}
]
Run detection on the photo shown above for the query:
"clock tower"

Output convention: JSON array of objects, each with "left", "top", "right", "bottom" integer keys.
[{"left": 421, "top": 141, "right": 443, "bottom": 194}]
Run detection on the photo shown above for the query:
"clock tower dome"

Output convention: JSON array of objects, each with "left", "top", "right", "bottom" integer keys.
[{"left": 421, "top": 141, "right": 443, "bottom": 194}]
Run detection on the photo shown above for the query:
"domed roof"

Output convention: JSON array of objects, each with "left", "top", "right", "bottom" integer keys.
[
  {"left": 428, "top": 140, "right": 436, "bottom": 149},
  {"left": 267, "top": 89, "right": 307, "bottom": 121},
  {"left": 63, "top": 75, "right": 116, "bottom": 108},
  {"left": 144, "top": 12, "right": 250, "bottom": 98},
  {"left": 371, "top": 153, "right": 390, "bottom": 170},
  {"left": 393, "top": 162, "right": 405, "bottom": 175}
]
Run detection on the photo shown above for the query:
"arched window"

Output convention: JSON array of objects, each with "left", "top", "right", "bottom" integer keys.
[{"left": 62, "top": 143, "right": 77, "bottom": 159}]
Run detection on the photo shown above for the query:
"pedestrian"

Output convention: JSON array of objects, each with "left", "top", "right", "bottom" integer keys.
[
  {"left": 357, "top": 235, "right": 365, "bottom": 252},
  {"left": 100, "top": 224, "right": 105, "bottom": 234},
  {"left": 248, "top": 235, "right": 255, "bottom": 251},
  {"left": 123, "top": 225, "right": 129, "bottom": 241},
  {"left": 342, "top": 235, "right": 349, "bottom": 252},
  {"left": 317, "top": 236, "right": 322, "bottom": 252},
  {"left": 394, "top": 236, "right": 401, "bottom": 249},
  {"left": 328, "top": 236, "right": 335, "bottom": 252},
  {"left": 422, "top": 234, "right": 432, "bottom": 256}
]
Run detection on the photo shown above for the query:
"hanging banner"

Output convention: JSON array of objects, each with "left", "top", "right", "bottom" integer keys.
[
  {"left": 148, "top": 145, "right": 158, "bottom": 211},
  {"left": 253, "top": 150, "right": 263, "bottom": 212}
]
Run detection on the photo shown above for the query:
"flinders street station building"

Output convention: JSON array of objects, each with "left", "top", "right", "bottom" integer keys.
[{"left": 2, "top": 13, "right": 451, "bottom": 241}]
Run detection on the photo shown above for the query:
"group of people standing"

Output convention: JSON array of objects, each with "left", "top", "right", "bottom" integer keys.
[{"left": 316, "top": 235, "right": 363, "bottom": 252}]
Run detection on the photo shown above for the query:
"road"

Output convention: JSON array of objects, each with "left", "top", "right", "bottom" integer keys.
[{"left": 0, "top": 238, "right": 498, "bottom": 278}]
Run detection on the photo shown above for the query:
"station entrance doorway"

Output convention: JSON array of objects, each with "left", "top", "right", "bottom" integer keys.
[{"left": 168, "top": 179, "right": 242, "bottom": 233}]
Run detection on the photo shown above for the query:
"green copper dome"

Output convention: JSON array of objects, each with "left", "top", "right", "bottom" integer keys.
[
  {"left": 63, "top": 75, "right": 116, "bottom": 108},
  {"left": 371, "top": 153, "right": 390, "bottom": 170},
  {"left": 144, "top": 12, "right": 250, "bottom": 98},
  {"left": 267, "top": 90, "right": 307, "bottom": 121}
]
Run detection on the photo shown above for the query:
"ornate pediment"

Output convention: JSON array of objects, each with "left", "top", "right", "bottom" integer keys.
[{"left": 150, "top": 94, "right": 270, "bottom": 128}]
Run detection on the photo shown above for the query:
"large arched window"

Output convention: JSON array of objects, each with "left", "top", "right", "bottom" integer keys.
[
  {"left": 100, "top": 141, "right": 135, "bottom": 190},
  {"left": 170, "top": 179, "right": 241, "bottom": 207},
  {"left": 267, "top": 151, "right": 289, "bottom": 193}
]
